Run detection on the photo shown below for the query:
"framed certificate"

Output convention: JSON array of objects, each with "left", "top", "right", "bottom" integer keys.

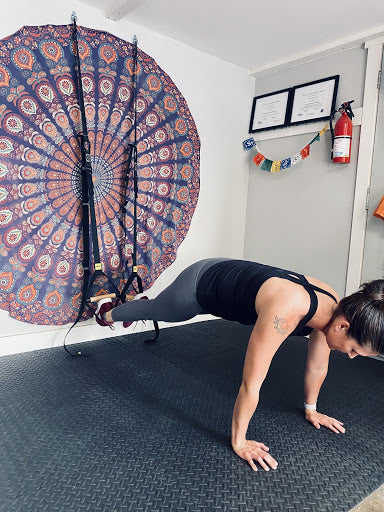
[
  {"left": 289, "top": 75, "right": 339, "bottom": 125},
  {"left": 248, "top": 88, "right": 291, "bottom": 133}
]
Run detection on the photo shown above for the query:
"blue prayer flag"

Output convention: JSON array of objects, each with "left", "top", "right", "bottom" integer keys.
[
  {"left": 280, "top": 158, "right": 291, "bottom": 169},
  {"left": 243, "top": 137, "right": 256, "bottom": 151}
]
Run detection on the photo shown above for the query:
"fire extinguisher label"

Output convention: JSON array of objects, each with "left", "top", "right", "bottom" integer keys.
[{"left": 334, "top": 136, "right": 351, "bottom": 158}]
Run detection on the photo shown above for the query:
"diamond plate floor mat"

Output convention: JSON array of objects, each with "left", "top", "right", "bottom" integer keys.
[{"left": 0, "top": 319, "right": 383, "bottom": 512}]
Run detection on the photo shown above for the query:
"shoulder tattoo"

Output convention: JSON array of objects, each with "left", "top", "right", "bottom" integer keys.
[{"left": 273, "top": 315, "right": 289, "bottom": 335}]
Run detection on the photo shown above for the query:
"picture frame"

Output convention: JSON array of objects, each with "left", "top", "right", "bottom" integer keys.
[
  {"left": 248, "top": 88, "right": 291, "bottom": 133},
  {"left": 288, "top": 75, "right": 339, "bottom": 126}
]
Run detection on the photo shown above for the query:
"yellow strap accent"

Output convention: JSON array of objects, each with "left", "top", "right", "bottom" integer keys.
[
  {"left": 94, "top": 263, "right": 102, "bottom": 270},
  {"left": 133, "top": 265, "right": 138, "bottom": 273}
]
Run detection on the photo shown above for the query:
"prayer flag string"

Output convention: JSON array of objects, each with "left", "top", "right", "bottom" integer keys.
[{"left": 243, "top": 124, "right": 328, "bottom": 173}]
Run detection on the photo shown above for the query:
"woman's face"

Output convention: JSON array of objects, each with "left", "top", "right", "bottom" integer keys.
[{"left": 324, "top": 317, "right": 378, "bottom": 358}]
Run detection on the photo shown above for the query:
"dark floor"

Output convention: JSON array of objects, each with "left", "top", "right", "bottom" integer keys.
[{"left": 0, "top": 319, "right": 383, "bottom": 512}]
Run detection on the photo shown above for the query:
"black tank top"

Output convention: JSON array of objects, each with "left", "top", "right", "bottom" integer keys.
[{"left": 196, "top": 260, "right": 338, "bottom": 336}]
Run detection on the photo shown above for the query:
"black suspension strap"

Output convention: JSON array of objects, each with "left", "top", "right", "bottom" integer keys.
[
  {"left": 120, "top": 36, "right": 160, "bottom": 343},
  {"left": 64, "top": 15, "right": 119, "bottom": 355}
]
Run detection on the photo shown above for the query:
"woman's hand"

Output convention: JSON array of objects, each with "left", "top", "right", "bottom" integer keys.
[
  {"left": 232, "top": 440, "right": 278, "bottom": 472},
  {"left": 305, "top": 410, "right": 345, "bottom": 433}
]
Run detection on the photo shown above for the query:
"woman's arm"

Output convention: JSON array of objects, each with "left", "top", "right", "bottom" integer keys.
[
  {"left": 231, "top": 299, "right": 304, "bottom": 471},
  {"left": 304, "top": 330, "right": 345, "bottom": 433},
  {"left": 304, "top": 329, "right": 330, "bottom": 404}
]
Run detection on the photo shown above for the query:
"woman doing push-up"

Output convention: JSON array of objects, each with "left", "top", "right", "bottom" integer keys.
[{"left": 95, "top": 258, "right": 384, "bottom": 472}]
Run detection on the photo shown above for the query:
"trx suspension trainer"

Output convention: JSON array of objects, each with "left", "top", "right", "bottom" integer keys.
[
  {"left": 65, "top": 15, "right": 159, "bottom": 354},
  {"left": 119, "top": 33, "right": 160, "bottom": 343}
]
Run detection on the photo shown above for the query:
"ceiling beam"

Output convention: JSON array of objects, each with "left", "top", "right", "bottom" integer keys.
[{"left": 105, "top": 0, "right": 144, "bottom": 21}]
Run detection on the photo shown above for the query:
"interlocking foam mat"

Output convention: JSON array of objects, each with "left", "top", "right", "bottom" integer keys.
[{"left": 0, "top": 319, "right": 383, "bottom": 511}]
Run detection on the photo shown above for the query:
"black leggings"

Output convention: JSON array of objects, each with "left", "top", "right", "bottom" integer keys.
[{"left": 111, "top": 258, "right": 227, "bottom": 323}]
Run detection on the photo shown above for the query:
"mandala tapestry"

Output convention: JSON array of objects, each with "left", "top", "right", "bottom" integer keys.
[{"left": 0, "top": 25, "right": 200, "bottom": 325}]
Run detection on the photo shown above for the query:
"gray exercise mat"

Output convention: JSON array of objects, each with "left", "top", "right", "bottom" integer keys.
[{"left": 0, "top": 319, "right": 382, "bottom": 511}]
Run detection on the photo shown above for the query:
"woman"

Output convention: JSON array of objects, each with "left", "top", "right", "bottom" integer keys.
[{"left": 95, "top": 258, "right": 383, "bottom": 472}]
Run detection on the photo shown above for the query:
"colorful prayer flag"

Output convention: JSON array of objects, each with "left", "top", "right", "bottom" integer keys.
[
  {"left": 271, "top": 161, "right": 281, "bottom": 173},
  {"left": 280, "top": 158, "right": 291, "bottom": 169},
  {"left": 249, "top": 122, "right": 327, "bottom": 172},
  {"left": 260, "top": 158, "right": 273, "bottom": 172},
  {"left": 300, "top": 145, "right": 310, "bottom": 159},
  {"left": 309, "top": 133, "right": 320, "bottom": 144},
  {"left": 291, "top": 153, "right": 302, "bottom": 166},
  {"left": 253, "top": 152, "right": 265, "bottom": 166},
  {"left": 243, "top": 137, "right": 256, "bottom": 151}
]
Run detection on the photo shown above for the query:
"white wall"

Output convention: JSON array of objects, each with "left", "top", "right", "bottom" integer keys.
[
  {"left": 244, "top": 46, "right": 367, "bottom": 297},
  {"left": 0, "top": 0, "right": 254, "bottom": 355}
]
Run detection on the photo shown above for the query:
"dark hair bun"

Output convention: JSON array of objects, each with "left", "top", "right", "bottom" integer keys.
[{"left": 360, "top": 280, "right": 384, "bottom": 301}]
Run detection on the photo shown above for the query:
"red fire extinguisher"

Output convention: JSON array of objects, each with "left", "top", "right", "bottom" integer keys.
[{"left": 331, "top": 100, "right": 354, "bottom": 163}]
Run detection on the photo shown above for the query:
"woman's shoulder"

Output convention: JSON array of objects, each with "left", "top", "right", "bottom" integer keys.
[
  {"left": 255, "top": 273, "right": 339, "bottom": 331},
  {"left": 304, "top": 275, "right": 340, "bottom": 302},
  {"left": 255, "top": 276, "right": 311, "bottom": 317}
]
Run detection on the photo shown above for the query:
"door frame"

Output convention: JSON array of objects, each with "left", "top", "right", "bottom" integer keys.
[{"left": 346, "top": 37, "right": 384, "bottom": 295}]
